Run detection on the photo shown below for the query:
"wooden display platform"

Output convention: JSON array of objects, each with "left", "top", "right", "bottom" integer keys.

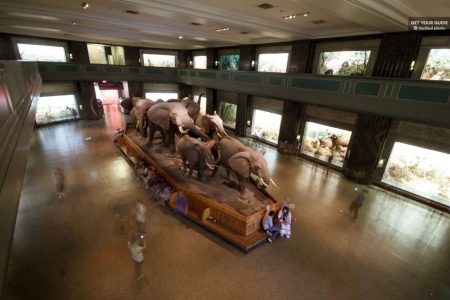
[{"left": 116, "top": 125, "right": 280, "bottom": 252}]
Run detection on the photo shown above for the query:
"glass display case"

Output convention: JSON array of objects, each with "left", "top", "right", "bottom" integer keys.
[
  {"left": 382, "top": 142, "right": 450, "bottom": 206},
  {"left": 35, "top": 95, "right": 78, "bottom": 125},
  {"left": 420, "top": 49, "right": 450, "bottom": 81},
  {"left": 218, "top": 102, "right": 237, "bottom": 129},
  {"left": 17, "top": 43, "right": 67, "bottom": 62},
  {"left": 87, "top": 44, "right": 125, "bottom": 65},
  {"left": 301, "top": 121, "right": 352, "bottom": 167},
  {"left": 145, "top": 92, "right": 178, "bottom": 101},
  {"left": 220, "top": 54, "right": 240, "bottom": 70},
  {"left": 317, "top": 50, "right": 371, "bottom": 76},
  {"left": 257, "top": 53, "right": 289, "bottom": 73},
  {"left": 142, "top": 54, "right": 176, "bottom": 67},
  {"left": 251, "top": 109, "right": 281, "bottom": 144},
  {"left": 193, "top": 56, "right": 207, "bottom": 69}
]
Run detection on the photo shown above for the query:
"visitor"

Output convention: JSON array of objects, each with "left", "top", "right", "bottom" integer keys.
[
  {"left": 114, "top": 128, "right": 124, "bottom": 143},
  {"left": 113, "top": 199, "right": 129, "bottom": 233},
  {"left": 128, "top": 235, "right": 146, "bottom": 281},
  {"left": 262, "top": 205, "right": 280, "bottom": 243},
  {"left": 349, "top": 188, "right": 369, "bottom": 219},
  {"left": 278, "top": 204, "right": 292, "bottom": 239},
  {"left": 135, "top": 200, "right": 146, "bottom": 232},
  {"left": 53, "top": 167, "right": 65, "bottom": 199}
]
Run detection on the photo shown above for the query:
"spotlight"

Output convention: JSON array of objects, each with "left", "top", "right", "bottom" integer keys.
[
  {"left": 178, "top": 35, "right": 183, "bottom": 39},
  {"left": 303, "top": 12, "right": 310, "bottom": 17},
  {"left": 72, "top": 21, "right": 77, "bottom": 25},
  {"left": 81, "top": 2, "right": 89, "bottom": 9}
]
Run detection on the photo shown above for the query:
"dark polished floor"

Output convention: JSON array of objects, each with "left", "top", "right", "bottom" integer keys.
[{"left": 4, "top": 104, "right": 450, "bottom": 299}]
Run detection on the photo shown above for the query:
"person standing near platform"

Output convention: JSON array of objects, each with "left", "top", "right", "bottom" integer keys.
[
  {"left": 128, "top": 235, "right": 146, "bottom": 281},
  {"left": 53, "top": 167, "right": 65, "bottom": 199},
  {"left": 349, "top": 188, "right": 369, "bottom": 219},
  {"left": 278, "top": 204, "right": 292, "bottom": 239},
  {"left": 135, "top": 200, "right": 146, "bottom": 233}
]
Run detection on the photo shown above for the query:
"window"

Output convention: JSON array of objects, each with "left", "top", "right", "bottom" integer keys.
[
  {"left": 193, "top": 55, "right": 207, "bottom": 69},
  {"left": 145, "top": 92, "right": 178, "bottom": 101},
  {"left": 220, "top": 54, "right": 240, "bottom": 70},
  {"left": 35, "top": 95, "right": 78, "bottom": 124},
  {"left": 17, "top": 43, "right": 67, "bottom": 62},
  {"left": 218, "top": 102, "right": 237, "bottom": 129},
  {"left": 87, "top": 44, "right": 125, "bottom": 65},
  {"left": 251, "top": 109, "right": 282, "bottom": 144},
  {"left": 420, "top": 49, "right": 450, "bottom": 81},
  {"left": 193, "top": 94, "right": 207, "bottom": 115},
  {"left": 301, "top": 121, "right": 352, "bottom": 167},
  {"left": 143, "top": 54, "right": 176, "bottom": 67},
  {"left": 317, "top": 50, "right": 371, "bottom": 76},
  {"left": 257, "top": 53, "right": 289, "bottom": 73},
  {"left": 382, "top": 142, "right": 450, "bottom": 205}
]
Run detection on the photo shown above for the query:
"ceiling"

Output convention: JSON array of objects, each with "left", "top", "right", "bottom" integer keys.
[{"left": 0, "top": 0, "right": 448, "bottom": 49}]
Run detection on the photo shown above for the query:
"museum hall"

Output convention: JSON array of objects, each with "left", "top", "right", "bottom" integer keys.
[{"left": 0, "top": 0, "right": 449, "bottom": 299}]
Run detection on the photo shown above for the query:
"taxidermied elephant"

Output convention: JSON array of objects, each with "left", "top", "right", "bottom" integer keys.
[
  {"left": 146, "top": 99, "right": 209, "bottom": 151},
  {"left": 213, "top": 136, "right": 277, "bottom": 199},
  {"left": 195, "top": 114, "right": 228, "bottom": 141},
  {"left": 176, "top": 135, "right": 220, "bottom": 181},
  {"left": 121, "top": 97, "right": 164, "bottom": 137}
]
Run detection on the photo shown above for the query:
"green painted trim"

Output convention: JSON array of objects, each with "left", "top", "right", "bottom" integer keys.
[
  {"left": 291, "top": 78, "right": 340, "bottom": 92},
  {"left": 198, "top": 71, "right": 217, "bottom": 79},
  {"left": 180, "top": 70, "right": 188, "bottom": 76},
  {"left": 146, "top": 68, "right": 164, "bottom": 74},
  {"left": 129, "top": 67, "right": 139, "bottom": 74},
  {"left": 86, "top": 65, "right": 97, "bottom": 72},
  {"left": 384, "top": 83, "right": 394, "bottom": 98},
  {"left": 398, "top": 85, "right": 450, "bottom": 104},
  {"left": 269, "top": 76, "right": 283, "bottom": 86},
  {"left": 55, "top": 65, "right": 79, "bottom": 72},
  {"left": 354, "top": 82, "right": 380, "bottom": 96},
  {"left": 220, "top": 73, "right": 230, "bottom": 80},
  {"left": 190, "top": 71, "right": 196, "bottom": 76},
  {"left": 234, "top": 73, "right": 261, "bottom": 83},
  {"left": 105, "top": 66, "right": 122, "bottom": 73}
]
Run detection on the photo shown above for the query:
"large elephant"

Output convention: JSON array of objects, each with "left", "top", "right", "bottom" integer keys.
[
  {"left": 121, "top": 97, "right": 163, "bottom": 137},
  {"left": 176, "top": 135, "right": 219, "bottom": 181},
  {"left": 195, "top": 113, "right": 228, "bottom": 141},
  {"left": 146, "top": 100, "right": 209, "bottom": 151},
  {"left": 213, "top": 136, "right": 277, "bottom": 200}
]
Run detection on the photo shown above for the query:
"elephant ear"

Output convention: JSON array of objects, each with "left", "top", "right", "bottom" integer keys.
[
  {"left": 148, "top": 106, "right": 170, "bottom": 130},
  {"left": 229, "top": 152, "right": 251, "bottom": 178}
]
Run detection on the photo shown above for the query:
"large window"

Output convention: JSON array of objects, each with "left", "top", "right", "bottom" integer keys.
[
  {"left": 145, "top": 92, "right": 178, "bottom": 101},
  {"left": 17, "top": 43, "right": 67, "bottom": 62},
  {"left": 317, "top": 51, "right": 371, "bottom": 76},
  {"left": 35, "top": 95, "right": 78, "bottom": 125},
  {"left": 193, "top": 55, "right": 207, "bottom": 69},
  {"left": 301, "top": 121, "right": 352, "bottom": 167},
  {"left": 87, "top": 44, "right": 125, "bottom": 65},
  {"left": 218, "top": 102, "right": 237, "bottom": 129},
  {"left": 382, "top": 142, "right": 450, "bottom": 205},
  {"left": 220, "top": 54, "right": 240, "bottom": 70},
  {"left": 193, "top": 94, "right": 207, "bottom": 115},
  {"left": 257, "top": 53, "right": 289, "bottom": 73},
  {"left": 251, "top": 109, "right": 281, "bottom": 144},
  {"left": 143, "top": 54, "right": 176, "bottom": 67},
  {"left": 420, "top": 49, "right": 450, "bottom": 81}
]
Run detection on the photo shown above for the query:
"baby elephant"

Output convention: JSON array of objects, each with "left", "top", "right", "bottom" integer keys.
[{"left": 177, "top": 135, "right": 219, "bottom": 181}]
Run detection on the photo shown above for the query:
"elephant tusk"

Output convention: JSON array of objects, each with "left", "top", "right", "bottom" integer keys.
[
  {"left": 178, "top": 126, "right": 189, "bottom": 134},
  {"left": 195, "top": 125, "right": 205, "bottom": 132},
  {"left": 259, "top": 178, "right": 268, "bottom": 187},
  {"left": 136, "top": 120, "right": 140, "bottom": 129},
  {"left": 269, "top": 178, "right": 279, "bottom": 189},
  {"left": 205, "top": 162, "right": 216, "bottom": 170}
]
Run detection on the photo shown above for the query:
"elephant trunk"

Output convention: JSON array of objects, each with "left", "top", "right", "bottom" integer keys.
[{"left": 189, "top": 124, "right": 210, "bottom": 141}]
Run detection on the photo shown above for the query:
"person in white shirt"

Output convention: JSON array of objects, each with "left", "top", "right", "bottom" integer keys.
[
  {"left": 128, "top": 235, "right": 146, "bottom": 280},
  {"left": 135, "top": 200, "right": 146, "bottom": 232}
]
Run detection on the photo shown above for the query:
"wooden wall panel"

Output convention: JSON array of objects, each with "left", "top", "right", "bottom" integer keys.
[
  {"left": 124, "top": 46, "right": 140, "bottom": 66},
  {"left": 372, "top": 32, "right": 422, "bottom": 78},
  {"left": 0, "top": 35, "right": 17, "bottom": 60},
  {"left": 68, "top": 41, "right": 89, "bottom": 64},
  {"left": 288, "top": 40, "right": 314, "bottom": 74}
]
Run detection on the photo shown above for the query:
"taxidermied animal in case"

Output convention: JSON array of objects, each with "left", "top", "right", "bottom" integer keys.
[
  {"left": 176, "top": 135, "right": 220, "bottom": 181},
  {"left": 212, "top": 136, "right": 278, "bottom": 200}
]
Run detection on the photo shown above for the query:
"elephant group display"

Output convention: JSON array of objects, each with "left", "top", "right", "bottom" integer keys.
[
  {"left": 121, "top": 97, "right": 163, "bottom": 137},
  {"left": 146, "top": 99, "right": 210, "bottom": 151},
  {"left": 176, "top": 135, "right": 219, "bottom": 181},
  {"left": 212, "top": 136, "right": 276, "bottom": 200}
]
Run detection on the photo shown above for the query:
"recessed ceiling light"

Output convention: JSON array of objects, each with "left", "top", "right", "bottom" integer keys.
[
  {"left": 126, "top": 10, "right": 138, "bottom": 15},
  {"left": 190, "top": 22, "right": 201, "bottom": 26},
  {"left": 81, "top": 2, "right": 89, "bottom": 9},
  {"left": 312, "top": 19, "right": 325, "bottom": 24},
  {"left": 258, "top": 3, "right": 274, "bottom": 9},
  {"left": 216, "top": 27, "right": 229, "bottom": 32},
  {"left": 72, "top": 21, "right": 77, "bottom": 25},
  {"left": 240, "top": 31, "right": 249, "bottom": 34},
  {"left": 303, "top": 12, "right": 310, "bottom": 17},
  {"left": 178, "top": 35, "right": 183, "bottom": 39}
]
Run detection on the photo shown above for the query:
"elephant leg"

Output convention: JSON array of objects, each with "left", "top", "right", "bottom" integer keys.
[
  {"left": 238, "top": 176, "right": 249, "bottom": 200},
  {"left": 198, "top": 159, "right": 206, "bottom": 181},
  {"left": 181, "top": 157, "right": 188, "bottom": 175},
  {"left": 226, "top": 167, "right": 231, "bottom": 180},
  {"left": 146, "top": 123, "right": 154, "bottom": 145},
  {"left": 187, "top": 160, "right": 194, "bottom": 177}
]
